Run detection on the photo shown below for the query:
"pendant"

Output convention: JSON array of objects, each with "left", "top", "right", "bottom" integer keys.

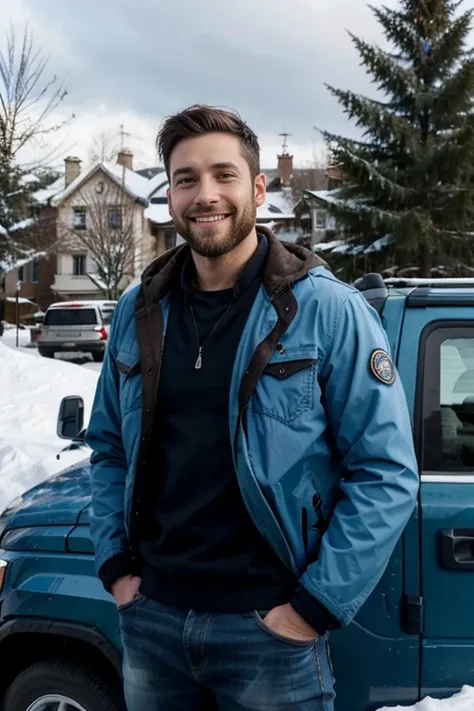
[{"left": 195, "top": 348, "right": 202, "bottom": 370}]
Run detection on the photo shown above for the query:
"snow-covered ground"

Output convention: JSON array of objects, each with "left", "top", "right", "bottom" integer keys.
[
  {"left": 376, "top": 686, "right": 474, "bottom": 710},
  {"left": 0, "top": 337, "right": 99, "bottom": 513},
  {"left": 1, "top": 323, "right": 102, "bottom": 372}
]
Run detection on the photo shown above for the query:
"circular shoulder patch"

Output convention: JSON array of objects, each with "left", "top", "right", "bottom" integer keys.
[{"left": 370, "top": 349, "right": 396, "bottom": 386}]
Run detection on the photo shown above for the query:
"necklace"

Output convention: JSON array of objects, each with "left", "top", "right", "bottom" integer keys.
[{"left": 188, "top": 296, "right": 233, "bottom": 370}]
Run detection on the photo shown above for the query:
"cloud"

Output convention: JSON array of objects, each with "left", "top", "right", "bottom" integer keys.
[{"left": 4, "top": 0, "right": 470, "bottom": 170}]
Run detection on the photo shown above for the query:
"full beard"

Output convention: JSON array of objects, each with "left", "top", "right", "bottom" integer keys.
[{"left": 174, "top": 202, "right": 257, "bottom": 258}]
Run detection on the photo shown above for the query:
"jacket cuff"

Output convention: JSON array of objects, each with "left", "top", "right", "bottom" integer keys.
[
  {"left": 98, "top": 551, "right": 139, "bottom": 593},
  {"left": 291, "top": 585, "right": 341, "bottom": 635}
]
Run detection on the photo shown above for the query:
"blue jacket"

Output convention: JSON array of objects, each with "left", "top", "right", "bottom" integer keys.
[{"left": 86, "top": 230, "right": 419, "bottom": 628}]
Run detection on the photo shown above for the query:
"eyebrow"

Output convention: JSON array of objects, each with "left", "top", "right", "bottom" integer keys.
[{"left": 172, "top": 162, "right": 240, "bottom": 181}]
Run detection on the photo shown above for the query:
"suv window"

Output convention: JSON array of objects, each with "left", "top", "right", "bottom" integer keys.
[
  {"left": 100, "top": 308, "right": 115, "bottom": 325},
  {"left": 44, "top": 308, "right": 98, "bottom": 327},
  {"left": 422, "top": 326, "right": 474, "bottom": 472}
]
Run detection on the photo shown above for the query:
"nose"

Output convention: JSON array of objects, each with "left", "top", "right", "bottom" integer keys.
[{"left": 194, "top": 175, "right": 219, "bottom": 206}]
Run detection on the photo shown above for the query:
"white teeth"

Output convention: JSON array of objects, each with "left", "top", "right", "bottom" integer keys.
[{"left": 194, "top": 215, "right": 227, "bottom": 223}]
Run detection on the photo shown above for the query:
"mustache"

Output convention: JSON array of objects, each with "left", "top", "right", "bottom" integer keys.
[{"left": 186, "top": 207, "right": 234, "bottom": 218}]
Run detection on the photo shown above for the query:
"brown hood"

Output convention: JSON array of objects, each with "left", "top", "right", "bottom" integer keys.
[{"left": 141, "top": 226, "right": 326, "bottom": 304}]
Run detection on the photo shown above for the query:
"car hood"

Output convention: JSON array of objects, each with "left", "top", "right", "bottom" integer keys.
[{"left": 0, "top": 458, "right": 92, "bottom": 534}]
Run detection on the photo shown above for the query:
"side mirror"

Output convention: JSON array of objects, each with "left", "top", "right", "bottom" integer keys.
[{"left": 57, "top": 396, "right": 84, "bottom": 440}]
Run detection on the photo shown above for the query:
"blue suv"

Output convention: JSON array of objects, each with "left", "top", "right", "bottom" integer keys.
[{"left": 0, "top": 274, "right": 474, "bottom": 711}]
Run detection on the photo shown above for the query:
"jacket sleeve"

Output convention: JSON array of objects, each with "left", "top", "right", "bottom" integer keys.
[
  {"left": 291, "top": 289, "right": 419, "bottom": 633},
  {"left": 85, "top": 302, "right": 138, "bottom": 591}
]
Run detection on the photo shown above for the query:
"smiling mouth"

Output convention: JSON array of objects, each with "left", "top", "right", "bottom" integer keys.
[{"left": 189, "top": 214, "right": 230, "bottom": 224}]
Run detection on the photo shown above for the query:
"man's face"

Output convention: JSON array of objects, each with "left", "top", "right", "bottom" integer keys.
[{"left": 167, "top": 132, "right": 266, "bottom": 258}]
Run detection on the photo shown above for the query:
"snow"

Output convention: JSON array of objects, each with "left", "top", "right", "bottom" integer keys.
[
  {"left": 144, "top": 202, "right": 173, "bottom": 225},
  {"left": 8, "top": 217, "right": 35, "bottom": 232},
  {"left": 0, "top": 250, "right": 46, "bottom": 275},
  {"left": 0, "top": 340, "right": 98, "bottom": 513},
  {"left": 32, "top": 175, "right": 64, "bottom": 205},
  {"left": 147, "top": 173, "right": 169, "bottom": 198},
  {"left": 376, "top": 686, "right": 474, "bottom": 710},
  {"left": 51, "top": 161, "right": 165, "bottom": 207},
  {"left": 5, "top": 296, "right": 35, "bottom": 304}
]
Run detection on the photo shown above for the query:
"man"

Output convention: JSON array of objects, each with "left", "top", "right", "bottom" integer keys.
[{"left": 86, "top": 105, "right": 419, "bottom": 711}]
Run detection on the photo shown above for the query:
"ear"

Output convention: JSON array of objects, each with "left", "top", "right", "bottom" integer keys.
[{"left": 254, "top": 173, "right": 266, "bottom": 208}]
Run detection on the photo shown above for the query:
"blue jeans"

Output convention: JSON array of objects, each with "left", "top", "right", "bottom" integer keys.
[{"left": 119, "top": 595, "right": 336, "bottom": 711}]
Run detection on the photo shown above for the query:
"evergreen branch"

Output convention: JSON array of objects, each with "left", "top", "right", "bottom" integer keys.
[
  {"left": 432, "top": 59, "right": 474, "bottom": 123},
  {"left": 349, "top": 33, "right": 417, "bottom": 103},
  {"left": 428, "top": 9, "right": 473, "bottom": 78},
  {"left": 326, "top": 84, "right": 415, "bottom": 147}
]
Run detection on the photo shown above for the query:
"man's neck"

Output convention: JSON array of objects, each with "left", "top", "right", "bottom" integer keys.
[{"left": 192, "top": 229, "right": 259, "bottom": 291}]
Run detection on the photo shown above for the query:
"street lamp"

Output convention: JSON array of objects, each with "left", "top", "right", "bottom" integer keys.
[{"left": 15, "top": 280, "right": 22, "bottom": 348}]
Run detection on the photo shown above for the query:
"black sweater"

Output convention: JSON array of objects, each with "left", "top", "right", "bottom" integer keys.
[{"left": 138, "top": 236, "right": 297, "bottom": 611}]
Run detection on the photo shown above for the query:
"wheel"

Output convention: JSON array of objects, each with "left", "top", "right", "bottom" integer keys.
[
  {"left": 2, "top": 658, "right": 124, "bottom": 711},
  {"left": 38, "top": 348, "right": 55, "bottom": 358},
  {"left": 92, "top": 351, "right": 105, "bottom": 363}
]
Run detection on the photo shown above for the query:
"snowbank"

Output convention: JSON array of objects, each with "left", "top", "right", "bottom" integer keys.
[
  {"left": 0, "top": 342, "right": 99, "bottom": 513},
  {"left": 376, "top": 686, "right": 474, "bottom": 710}
]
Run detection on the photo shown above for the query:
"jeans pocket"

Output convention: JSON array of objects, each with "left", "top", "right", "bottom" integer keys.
[
  {"left": 253, "top": 611, "right": 317, "bottom": 647},
  {"left": 324, "top": 633, "right": 335, "bottom": 684},
  {"left": 118, "top": 594, "right": 146, "bottom": 613}
]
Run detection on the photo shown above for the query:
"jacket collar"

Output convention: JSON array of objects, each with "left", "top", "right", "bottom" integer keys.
[{"left": 140, "top": 225, "right": 327, "bottom": 305}]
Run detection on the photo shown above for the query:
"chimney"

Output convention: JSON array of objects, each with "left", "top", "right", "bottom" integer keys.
[
  {"left": 64, "top": 156, "right": 82, "bottom": 187},
  {"left": 277, "top": 132, "right": 293, "bottom": 187},
  {"left": 277, "top": 154, "right": 294, "bottom": 187},
  {"left": 117, "top": 149, "right": 134, "bottom": 171}
]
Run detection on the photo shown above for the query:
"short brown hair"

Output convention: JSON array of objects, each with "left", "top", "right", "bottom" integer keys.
[{"left": 157, "top": 104, "right": 260, "bottom": 180}]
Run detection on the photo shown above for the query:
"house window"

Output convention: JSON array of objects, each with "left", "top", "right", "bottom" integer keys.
[
  {"left": 108, "top": 207, "right": 123, "bottom": 231},
  {"left": 32, "top": 260, "right": 39, "bottom": 284},
  {"left": 315, "top": 210, "right": 328, "bottom": 230},
  {"left": 73, "top": 207, "right": 87, "bottom": 230},
  {"left": 18, "top": 266, "right": 24, "bottom": 282},
  {"left": 72, "top": 254, "right": 87, "bottom": 276}
]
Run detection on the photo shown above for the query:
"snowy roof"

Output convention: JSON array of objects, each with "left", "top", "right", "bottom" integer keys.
[
  {"left": 51, "top": 161, "right": 154, "bottom": 206},
  {"left": 147, "top": 173, "right": 169, "bottom": 198},
  {"left": 265, "top": 188, "right": 295, "bottom": 213},
  {"left": 20, "top": 174, "right": 40, "bottom": 186},
  {"left": 32, "top": 176, "right": 65, "bottom": 205},
  {"left": 257, "top": 204, "right": 294, "bottom": 221},
  {"left": 305, "top": 189, "right": 369, "bottom": 213},
  {"left": 144, "top": 203, "right": 173, "bottom": 225}
]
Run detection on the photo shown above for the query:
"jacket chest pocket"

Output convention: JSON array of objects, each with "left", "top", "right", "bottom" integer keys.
[
  {"left": 116, "top": 351, "right": 142, "bottom": 415},
  {"left": 251, "top": 351, "right": 318, "bottom": 425}
]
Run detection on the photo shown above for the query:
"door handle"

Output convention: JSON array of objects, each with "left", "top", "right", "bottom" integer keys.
[{"left": 440, "top": 529, "right": 474, "bottom": 570}]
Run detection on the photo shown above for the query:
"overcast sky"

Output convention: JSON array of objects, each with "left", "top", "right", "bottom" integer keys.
[{"left": 2, "top": 0, "right": 474, "bottom": 171}]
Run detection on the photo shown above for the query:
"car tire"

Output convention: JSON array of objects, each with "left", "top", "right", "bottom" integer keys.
[
  {"left": 38, "top": 348, "right": 55, "bottom": 358},
  {"left": 2, "top": 657, "right": 124, "bottom": 711},
  {"left": 92, "top": 351, "right": 105, "bottom": 363}
]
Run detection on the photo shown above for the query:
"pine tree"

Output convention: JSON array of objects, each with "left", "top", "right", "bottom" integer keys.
[{"left": 322, "top": 0, "right": 474, "bottom": 278}]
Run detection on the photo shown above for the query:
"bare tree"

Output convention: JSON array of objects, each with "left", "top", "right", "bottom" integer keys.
[
  {"left": 88, "top": 130, "right": 121, "bottom": 165},
  {"left": 0, "top": 25, "right": 70, "bottom": 267},
  {"left": 59, "top": 182, "right": 135, "bottom": 299},
  {"left": 0, "top": 25, "right": 70, "bottom": 168}
]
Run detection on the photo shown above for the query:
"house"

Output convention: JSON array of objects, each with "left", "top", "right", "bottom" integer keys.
[
  {"left": 49, "top": 151, "right": 172, "bottom": 301},
  {"left": 1, "top": 252, "right": 57, "bottom": 314},
  {"left": 0, "top": 177, "right": 61, "bottom": 312}
]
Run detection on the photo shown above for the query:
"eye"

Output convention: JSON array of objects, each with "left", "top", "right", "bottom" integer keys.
[
  {"left": 219, "top": 172, "right": 235, "bottom": 180},
  {"left": 177, "top": 177, "right": 195, "bottom": 186}
]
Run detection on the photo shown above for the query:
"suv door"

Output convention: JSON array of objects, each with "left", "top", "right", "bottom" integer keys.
[{"left": 417, "top": 321, "right": 474, "bottom": 698}]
